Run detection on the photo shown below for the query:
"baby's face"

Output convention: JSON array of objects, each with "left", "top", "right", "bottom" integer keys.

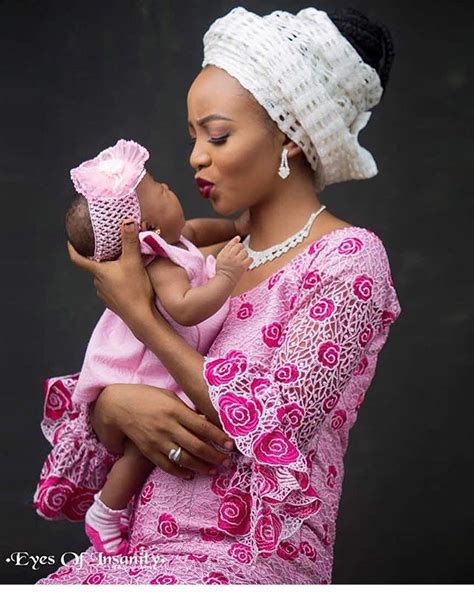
[{"left": 136, "top": 172, "right": 185, "bottom": 244}]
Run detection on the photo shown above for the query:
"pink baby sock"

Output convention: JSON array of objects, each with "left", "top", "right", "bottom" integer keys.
[{"left": 85, "top": 491, "right": 129, "bottom": 555}]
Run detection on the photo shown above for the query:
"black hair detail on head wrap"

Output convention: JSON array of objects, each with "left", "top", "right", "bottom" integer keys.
[{"left": 326, "top": 6, "right": 395, "bottom": 97}]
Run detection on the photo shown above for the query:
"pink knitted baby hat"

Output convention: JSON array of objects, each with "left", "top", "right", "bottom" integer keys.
[{"left": 70, "top": 139, "right": 149, "bottom": 261}]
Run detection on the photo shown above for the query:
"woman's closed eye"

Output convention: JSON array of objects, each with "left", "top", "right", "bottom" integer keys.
[{"left": 188, "top": 134, "right": 229, "bottom": 147}]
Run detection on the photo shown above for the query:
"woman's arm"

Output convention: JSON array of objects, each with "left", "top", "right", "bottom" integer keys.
[{"left": 182, "top": 210, "right": 250, "bottom": 247}]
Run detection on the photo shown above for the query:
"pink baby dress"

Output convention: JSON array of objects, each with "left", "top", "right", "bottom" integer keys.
[{"left": 71, "top": 230, "right": 230, "bottom": 410}]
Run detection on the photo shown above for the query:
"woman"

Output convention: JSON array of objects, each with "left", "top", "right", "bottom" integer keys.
[{"left": 34, "top": 6, "right": 400, "bottom": 584}]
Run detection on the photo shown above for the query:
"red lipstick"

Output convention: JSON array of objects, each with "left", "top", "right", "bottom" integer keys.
[{"left": 195, "top": 177, "right": 215, "bottom": 199}]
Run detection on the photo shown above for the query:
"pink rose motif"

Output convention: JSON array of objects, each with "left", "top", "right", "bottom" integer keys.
[
  {"left": 274, "top": 363, "right": 299, "bottom": 383},
  {"left": 44, "top": 380, "right": 71, "bottom": 421},
  {"left": 218, "top": 488, "right": 252, "bottom": 535},
  {"left": 338, "top": 237, "right": 363, "bottom": 255},
  {"left": 306, "top": 449, "right": 316, "bottom": 468},
  {"left": 310, "top": 297, "right": 335, "bottom": 322},
  {"left": 277, "top": 540, "right": 299, "bottom": 561},
  {"left": 322, "top": 523, "right": 330, "bottom": 547},
  {"left": 52, "top": 424, "right": 67, "bottom": 446},
  {"left": 34, "top": 476, "right": 75, "bottom": 519},
  {"left": 204, "top": 350, "right": 247, "bottom": 386},
  {"left": 211, "top": 468, "right": 236, "bottom": 497},
  {"left": 253, "top": 429, "right": 299, "bottom": 465},
  {"left": 302, "top": 270, "right": 321, "bottom": 289},
  {"left": 268, "top": 270, "right": 284, "bottom": 289},
  {"left": 82, "top": 572, "right": 105, "bottom": 585},
  {"left": 237, "top": 302, "right": 254, "bottom": 320},
  {"left": 381, "top": 310, "right": 397, "bottom": 329},
  {"left": 150, "top": 574, "right": 177, "bottom": 584},
  {"left": 322, "top": 392, "right": 340, "bottom": 414},
  {"left": 128, "top": 568, "right": 142, "bottom": 576},
  {"left": 300, "top": 541, "right": 318, "bottom": 562},
  {"left": 227, "top": 543, "right": 253, "bottom": 564},
  {"left": 308, "top": 239, "right": 326, "bottom": 255},
  {"left": 292, "top": 469, "right": 311, "bottom": 492},
  {"left": 63, "top": 489, "right": 95, "bottom": 521},
  {"left": 283, "top": 497, "right": 321, "bottom": 519},
  {"left": 277, "top": 402, "right": 304, "bottom": 429},
  {"left": 255, "top": 508, "right": 282, "bottom": 553},
  {"left": 140, "top": 481, "right": 154, "bottom": 505},
  {"left": 352, "top": 274, "right": 373, "bottom": 302},
  {"left": 289, "top": 293, "right": 298, "bottom": 309},
  {"left": 317, "top": 341, "right": 340, "bottom": 369},
  {"left": 250, "top": 377, "right": 271, "bottom": 397},
  {"left": 255, "top": 465, "right": 279, "bottom": 496},
  {"left": 330, "top": 409, "right": 347, "bottom": 431},
  {"left": 203, "top": 572, "right": 229, "bottom": 585},
  {"left": 326, "top": 465, "right": 337, "bottom": 488},
  {"left": 157, "top": 513, "right": 179, "bottom": 538},
  {"left": 354, "top": 355, "right": 368, "bottom": 375},
  {"left": 187, "top": 553, "right": 208, "bottom": 563},
  {"left": 261, "top": 322, "right": 284, "bottom": 347},
  {"left": 49, "top": 566, "right": 73, "bottom": 579},
  {"left": 218, "top": 391, "right": 262, "bottom": 437},
  {"left": 200, "top": 526, "right": 226, "bottom": 542},
  {"left": 359, "top": 324, "right": 374, "bottom": 347}
]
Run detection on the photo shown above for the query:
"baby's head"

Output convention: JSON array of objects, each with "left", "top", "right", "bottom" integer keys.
[{"left": 64, "top": 140, "right": 185, "bottom": 261}]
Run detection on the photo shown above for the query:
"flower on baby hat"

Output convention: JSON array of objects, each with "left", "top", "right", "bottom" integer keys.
[{"left": 70, "top": 139, "right": 150, "bottom": 201}]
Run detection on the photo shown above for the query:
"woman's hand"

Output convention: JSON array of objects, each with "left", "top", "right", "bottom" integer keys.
[
  {"left": 94, "top": 384, "right": 235, "bottom": 480},
  {"left": 67, "top": 220, "right": 154, "bottom": 332}
]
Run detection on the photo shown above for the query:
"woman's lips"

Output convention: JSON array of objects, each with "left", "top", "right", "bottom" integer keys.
[{"left": 195, "top": 178, "right": 215, "bottom": 199}]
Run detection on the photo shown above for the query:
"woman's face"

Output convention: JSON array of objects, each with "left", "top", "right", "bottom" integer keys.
[
  {"left": 136, "top": 172, "right": 185, "bottom": 244},
  {"left": 187, "top": 65, "right": 284, "bottom": 216}
]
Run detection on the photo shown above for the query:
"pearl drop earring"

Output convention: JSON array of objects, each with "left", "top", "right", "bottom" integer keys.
[{"left": 278, "top": 148, "right": 290, "bottom": 179}]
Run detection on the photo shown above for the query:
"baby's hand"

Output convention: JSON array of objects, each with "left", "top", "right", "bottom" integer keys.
[{"left": 216, "top": 236, "right": 253, "bottom": 284}]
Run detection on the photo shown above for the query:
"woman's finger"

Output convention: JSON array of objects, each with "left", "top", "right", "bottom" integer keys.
[
  {"left": 120, "top": 220, "right": 142, "bottom": 266},
  {"left": 67, "top": 241, "right": 99, "bottom": 274},
  {"left": 172, "top": 425, "right": 230, "bottom": 469},
  {"left": 141, "top": 446, "right": 194, "bottom": 480},
  {"left": 179, "top": 407, "right": 234, "bottom": 451}
]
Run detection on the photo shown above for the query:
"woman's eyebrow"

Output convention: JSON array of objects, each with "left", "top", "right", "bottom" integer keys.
[{"left": 188, "top": 114, "right": 235, "bottom": 127}]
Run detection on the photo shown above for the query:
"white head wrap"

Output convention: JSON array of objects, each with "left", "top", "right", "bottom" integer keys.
[{"left": 202, "top": 6, "right": 384, "bottom": 192}]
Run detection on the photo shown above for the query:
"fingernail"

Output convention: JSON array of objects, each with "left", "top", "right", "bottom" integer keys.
[
  {"left": 124, "top": 220, "right": 135, "bottom": 232},
  {"left": 209, "top": 468, "right": 217, "bottom": 475},
  {"left": 185, "top": 473, "right": 194, "bottom": 480},
  {"left": 224, "top": 441, "right": 234, "bottom": 450},
  {"left": 222, "top": 458, "right": 231, "bottom": 468}
]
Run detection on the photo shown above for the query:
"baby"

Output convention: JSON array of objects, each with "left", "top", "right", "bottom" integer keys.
[{"left": 64, "top": 139, "right": 251, "bottom": 555}]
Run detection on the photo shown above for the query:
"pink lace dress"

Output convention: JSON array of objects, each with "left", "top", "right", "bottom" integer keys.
[{"left": 34, "top": 226, "right": 400, "bottom": 585}]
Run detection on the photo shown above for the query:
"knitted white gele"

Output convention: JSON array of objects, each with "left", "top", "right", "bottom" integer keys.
[{"left": 202, "top": 7, "right": 384, "bottom": 192}]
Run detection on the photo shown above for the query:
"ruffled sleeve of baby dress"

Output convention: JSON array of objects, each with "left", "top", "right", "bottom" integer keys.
[{"left": 202, "top": 229, "right": 401, "bottom": 562}]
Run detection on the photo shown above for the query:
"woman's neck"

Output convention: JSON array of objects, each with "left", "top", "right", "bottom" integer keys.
[{"left": 247, "top": 177, "right": 322, "bottom": 251}]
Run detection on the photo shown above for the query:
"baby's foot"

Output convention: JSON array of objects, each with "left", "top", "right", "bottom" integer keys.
[{"left": 85, "top": 491, "right": 129, "bottom": 556}]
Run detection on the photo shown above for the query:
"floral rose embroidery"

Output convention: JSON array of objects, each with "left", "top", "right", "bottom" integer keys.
[
  {"left": 354, "top": 355, "right": 368, "bottom": 375},
  {"left": 322, "top": 392, "right": 340, "bottom": 413},
  {"left": 62, "top": 489, "right": 95, "bottom": 521},
  {"left": 306, "top": 449, "right": 316, "bottom": 468},
  {"left": 128, "top": 568, "right": 142, "bottom": 576},
  {"left": 300, "top": 541, "right": 318, "bottom": 562},
  {"left": 150, "top": 574, "right": 177, "bottom": 584},
  {"left": 261, "top": 322, "right": 285, "bottom": 347},
  {"left": 227, "top": 543, "right": 253, "bottom": 564},
  {"left": 359, "top": 324, "right": 374, "bottom": 347},
  {"left": 283, "top": 496, "right": 321, "bottom": 519},
  {"left": 255, "top": 465, "right": 279, "bottom": 496},
  {"left": 292, "top": 469, "right": 311, "bottom": 493},
  {"left": 211, "top": 467, "right": 236, "bottom": 497},
  {"left": 82, "top": 573, "right": 105, "bottom": 585},
  {"left": 218, "top": 488, "right": 252, "bottom": 535},
  {"left": 187, "top": 553, "right": 208, "bottom": 563},
  {"left": 326, "top": 465, "right": 337, "bottom": 488},
  {"left": 250, "top": 377, "right": 271, "bottom": 397},
  {"left": 204, "top": 350, "right": 247, "bottom": 386},
  {"left": 352, "top": 274, "right": 373, "bottom": 302},
  {"left": 140, "top": 481, "right": 154, "bottom": 505},
  {"left": 308, "top": 239, "right": 326, "bottom": 255},
  {"left": 255, "top": 508, "right": 282, "bottom": 553},
  {"left": 338, "top": 237, "right": 363, "bottom": 255},
  {"left": 381, "top": 310, "right": 397, "bottom": 329},
  {"left": 310, "top": 297, "right": 335, "bottom": 322},
  {"left": 203, "top": 572, "right": 229, "bottom": 585},
  {"left": 253, "top": 429, "right": 299, "bottom": 465},
  {"left": 277, "top": 402, "right": 304, "bottom": 429},
  {"left": 354, "top": 392, "right": 365, "bottom": 412},
  {"left": 268, "top": 269, "right": 284, "bottom": 289},
  {"left": 330, "top": 409, "right": 347, "bottom": 430},
  {"left": 236, "top": 302, "right": 254, "bottom": 320},
  {"left": 274, "top": 363, "right": 299, "bottom": 383},
  {"left": 44, "top": 380, "right": 71, "bottom": 421},
  {"left": 289, "top": 293, "right": 298, "bottom": 310},
  {"left": 317, "top": 341, "right": 340, "bottom": 369},
  {"left": 218, "top": 391, "right": 262, "bottom": 436},
  {"left": 200, "top": 526, "right": 225, "bottom": 542},
  {"left": 302, "top": 270, "right": 321, "bottom": 289},
  {"left": 157, "top": 513, "right": 179, "bottom": 538},
  {"left": 34, "top": 476, "right": 75, "bottom": 519},
  {"left": 277, "top": 540, "right": 299, "bottom": 561}
]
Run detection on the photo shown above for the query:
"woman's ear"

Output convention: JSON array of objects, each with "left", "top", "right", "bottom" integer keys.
[{"left": 282, "top": 138, "right": 303, "bottom": 159}]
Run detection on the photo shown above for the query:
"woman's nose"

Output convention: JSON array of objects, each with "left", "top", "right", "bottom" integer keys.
[{"left": 189, "top": 142, "right": 211, "bottom": 171}]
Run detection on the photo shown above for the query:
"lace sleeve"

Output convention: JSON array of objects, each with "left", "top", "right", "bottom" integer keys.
[
  {"left": 202, "top": 232, "right": 400, "bottom": 561},
  {"left": 33, "top": 373, "right": 120, "bottom": 522}
]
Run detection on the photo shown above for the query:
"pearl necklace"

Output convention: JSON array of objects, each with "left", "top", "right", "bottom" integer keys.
[{"left": 243, "top": 204, "right": 327, "bottom": 269}]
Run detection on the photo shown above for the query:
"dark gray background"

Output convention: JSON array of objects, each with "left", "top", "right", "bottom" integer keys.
[{"left": 1, "top": 0, "right": 472, "bottom": 584}]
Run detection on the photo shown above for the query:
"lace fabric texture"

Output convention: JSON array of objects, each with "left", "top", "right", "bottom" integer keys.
[{"left": 34, "top": 226, "right": 400, "bottom": 584}]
